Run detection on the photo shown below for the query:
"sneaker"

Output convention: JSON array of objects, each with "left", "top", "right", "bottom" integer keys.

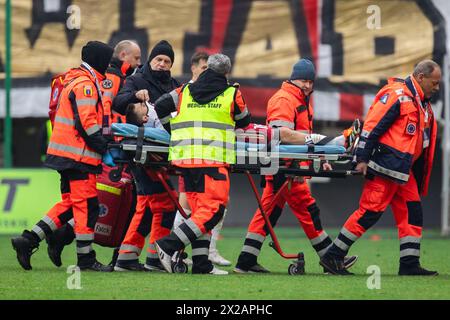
[
  {"left": 344, "top": 255, "right": 358, "bottom": 269},
  {"left": 155, "top": 241, "right": 173, "bottom": 273},
  {"left": 144, "top": 261, "right": 167, "bottom": 272},
  {"left": 343, "top": 118, "right": 361, "bottom": 153},
  {"left": 233, "top": 263, "right": 270, "bottom": 274},
  {"left": 323, "top": 255, "right": 358, "bottom": 274},
  {"left": 114, "top": 261, "right": 149, "bottom": 272},
  {"left": 209, "top": 250, "right": 231, "bottom": 266},
  {"left": 172, "top": 251, "right": 193, "bottom": 266},
  {"left": 79, "top": 261, "right": 114, "bottom": 272},
  {"left": 398, "top": 265, "right": 438, "bottom": 276},
  {"left": 320, "top": 255, "right": 354, "bottom": 275},
  {"left": 208, "top": 266, "right": 229, "bottom": 275},
  {"left": 11, "top": 231, "right": 39, "bottom": 271}
]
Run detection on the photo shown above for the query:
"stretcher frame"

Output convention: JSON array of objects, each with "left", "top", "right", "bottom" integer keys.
[{"left": 109, "top": 137, "right": 361, "bottom": 275}]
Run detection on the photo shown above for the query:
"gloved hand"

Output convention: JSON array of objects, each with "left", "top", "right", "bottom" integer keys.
[
  {"left": 305, "top": 133, "right": 327, "bottom": 145},
  {"left": 102, "top": 151, "right": 116, "bottom": 167}
]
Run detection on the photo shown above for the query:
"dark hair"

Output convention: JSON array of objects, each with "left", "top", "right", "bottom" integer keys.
[
  {"left": 125, "top": 103, "right": 144, "bottom": 126},
  {"left": 191, "top": 51, "right": 209, "bottom": 66}
]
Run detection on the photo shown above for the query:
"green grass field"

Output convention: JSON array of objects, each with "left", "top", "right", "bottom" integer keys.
[{"left": 1, "top": 228, "right": 449, "bottom": 300}]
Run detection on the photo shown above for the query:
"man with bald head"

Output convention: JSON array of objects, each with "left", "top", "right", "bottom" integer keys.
[
  {"left": 104, "top": 40, "right": 142, "bottom": 123},
  {"left": 320, "top": 60, "right": 441, "bottom": 276},
  {"left": 113, "top": 40, "right": 142, "bottom": 70}
]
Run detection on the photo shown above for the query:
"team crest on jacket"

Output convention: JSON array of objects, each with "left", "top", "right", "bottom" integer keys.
[
  {"left": 83, "top": 85, "right": 93, "bottom": 97},
  {"left": 406, "top": 122, "right": 416, "bottom": 135},
  {"left": 380, "top": 94, "right": 389, "bottom": 104},
  {"left": 102, "top": 79, "right": 113, "bottom": 89}
]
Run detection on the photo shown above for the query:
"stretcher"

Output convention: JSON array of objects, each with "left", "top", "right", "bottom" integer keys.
[{"left": 107, "top": 123, "right": 361, "bottom": 275}]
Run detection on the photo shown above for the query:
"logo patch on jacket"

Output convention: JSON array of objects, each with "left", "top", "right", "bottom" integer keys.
[
  {"left": 83, "top": 85, "right": 93, "bottom": 97},
  {"left": 380, "top": 94, "right": 389, "bottom": 104},
  {"left": 406, "top": 122, "right": 416, "bottom": 135},
  {"left": 102, "top": 79, "right": 113, "bottom": 89},
  {"left": 52, "top": 88, "right": 59, "bottom": 102}
]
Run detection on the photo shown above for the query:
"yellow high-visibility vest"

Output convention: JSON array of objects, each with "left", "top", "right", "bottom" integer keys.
[{"left": 169, "top": 85, "right": 236, "bottom": 164}]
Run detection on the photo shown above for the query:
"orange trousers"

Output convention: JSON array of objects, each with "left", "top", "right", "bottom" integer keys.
[
  {"left": 32, "top": 171, "right": 98, "bottom": 240},
  {"left": 247, "top": 178, "right": 325, "bottom": 239},
  {"left": 117, "top": 167, "right": 176, "bottom": 265},
  {"left": 327, "top": 172, "right": 423, "bottom": 265},
  {"left": 31, "top": 170, "right": 99, "bottom": 265}
]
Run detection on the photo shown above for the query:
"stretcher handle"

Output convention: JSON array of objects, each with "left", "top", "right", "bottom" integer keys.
[
  {"left": 281, "top": 168, "right": 362, "bottom": 178},
  {"left": 244, "top": 171, "right": 298, "bottom": 259},
  {"left": 154, "top": 170, "right": 190, "bottom": 219}
]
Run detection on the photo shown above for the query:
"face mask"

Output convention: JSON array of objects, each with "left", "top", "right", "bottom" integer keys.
[{"left": 151, "top": 70, "right": 171, "bottom": 83}]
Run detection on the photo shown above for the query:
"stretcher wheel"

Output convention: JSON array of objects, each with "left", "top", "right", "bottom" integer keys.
[
  {"left": 172, "top": 262, "right": 188, "bottom": 273},
  {"left": 288, "top": 263, "right": 305, "bottom": 275}
]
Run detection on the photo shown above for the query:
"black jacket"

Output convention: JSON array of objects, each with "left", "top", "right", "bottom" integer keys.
[{"left": 112, "top": 61, "right": 180, "bottom": 115}]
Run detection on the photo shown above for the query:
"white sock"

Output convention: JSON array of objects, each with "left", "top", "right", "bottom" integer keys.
[
  {"left": 210, "top": 208, "right": 227, "bottom": 252},
  {"left": 327, "top": 135, "right": 345, "bottom": 146},
  {"left": 173, "top": 208, "right": 191, "bottom": 230}
]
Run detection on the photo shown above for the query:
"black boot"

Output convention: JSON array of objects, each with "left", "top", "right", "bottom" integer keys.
[
  {"left": 323, "top": 255, "right": 358, "bottom": 273},
  {"left": 108, "top": 247, "right": 120, "bottom": 267},
  {"left": 79, "top": 260, "right": 114, "bottom": 272},
  {"left": 77, "top": 251, "right": 113, "bottom": 272},
  {"left": 234, "top": 253, "right": 270, "bottom": 273},
  {"left": 46, "top": 224, "right": 75, "bottom": 267},
  {"left": 320, "top": 253, "right": 354, "bottom": 275},
  {"left": 398, "top": 263, "right": 438, "bottom": 276},
  {"left": 11, "top": 230, "right": 40, "bottom": 270}
]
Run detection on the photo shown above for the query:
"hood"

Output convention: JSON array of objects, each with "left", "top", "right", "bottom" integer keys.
[
  {"left": 189, "top": 69, "right": 229, "bottom": 104},
  {"left": 63, "top": 65, "right": 105, "bottom": 86}
]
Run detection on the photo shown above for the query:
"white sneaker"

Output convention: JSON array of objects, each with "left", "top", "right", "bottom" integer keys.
[
  {"left": 209, "top": 250, "right": 231, "bottom": 266},
  {"left": 155, "top": 242, "right": 172, "bottom": 273},
  {"left": 209, "top": 266, "right": 228, "bottom": 275}
]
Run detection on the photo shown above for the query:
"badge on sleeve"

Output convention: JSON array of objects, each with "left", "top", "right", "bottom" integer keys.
[
  {"left": 52, "top": 88, "right": 59, "bottom": 102},
  {"left": 83, "top": 85, "right": 93, "bottom": 97},
  {"left": 406, "top": 122, "right": 416, "bottom": 135},
  {"left": 102, "top": 79, "right": 113, "bottom": 89},
  {"left": 380, "top": 94, "right": 389, "bottom": 104}
]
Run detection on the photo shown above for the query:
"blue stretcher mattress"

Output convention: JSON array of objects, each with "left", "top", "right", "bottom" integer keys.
[{"left": 111, "top": 123, "right": 346, "bottom": 154}]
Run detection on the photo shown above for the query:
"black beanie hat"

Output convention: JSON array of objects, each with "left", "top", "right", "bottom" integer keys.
[
  {"left": 81, "top": 41, "right": 113, "bottom": 75},
  {"left": 148, "top": 40, "right": 174, "bottom": 64}
]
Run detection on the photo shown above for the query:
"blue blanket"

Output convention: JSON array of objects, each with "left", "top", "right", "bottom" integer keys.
[{"left": 111, "top": 123, "right": 345, "bottom": 154}]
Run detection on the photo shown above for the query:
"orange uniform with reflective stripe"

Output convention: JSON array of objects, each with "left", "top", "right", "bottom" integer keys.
[
  {"left": 236, "top": 80, "right": 332, "bottom": 271},
  {"left": 267, "top": 81, "right": 313, "bottom": 133},
  {"left": 47, "top": 67, "right": 105, "bottom": 167},
  {"left": 356, "top": 76, "right": 437, "bottom": 195},
  {"left": 103, "top": 61, "right": 132, "bottom": 124}
]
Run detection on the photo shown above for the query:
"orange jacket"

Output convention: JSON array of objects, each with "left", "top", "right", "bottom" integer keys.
[
  {"left": 266, "top": 81, "right": 313, "bottom": 176},
  {"left": 45, "top": 66, "right": 109, "bottom": 173},
  {"left": 103, "top": 59, "right": 133, "bottom": 124},
  {"left": 356, "top": 76, "right": 437, "bottom": 195},
  {"left": 267, "top": 81, "right": 313, "bottom": 134}
]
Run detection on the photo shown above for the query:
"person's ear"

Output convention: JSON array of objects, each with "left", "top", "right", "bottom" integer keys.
[{"left": 417, "top": 73, "right": 425, "bottom": 83}]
